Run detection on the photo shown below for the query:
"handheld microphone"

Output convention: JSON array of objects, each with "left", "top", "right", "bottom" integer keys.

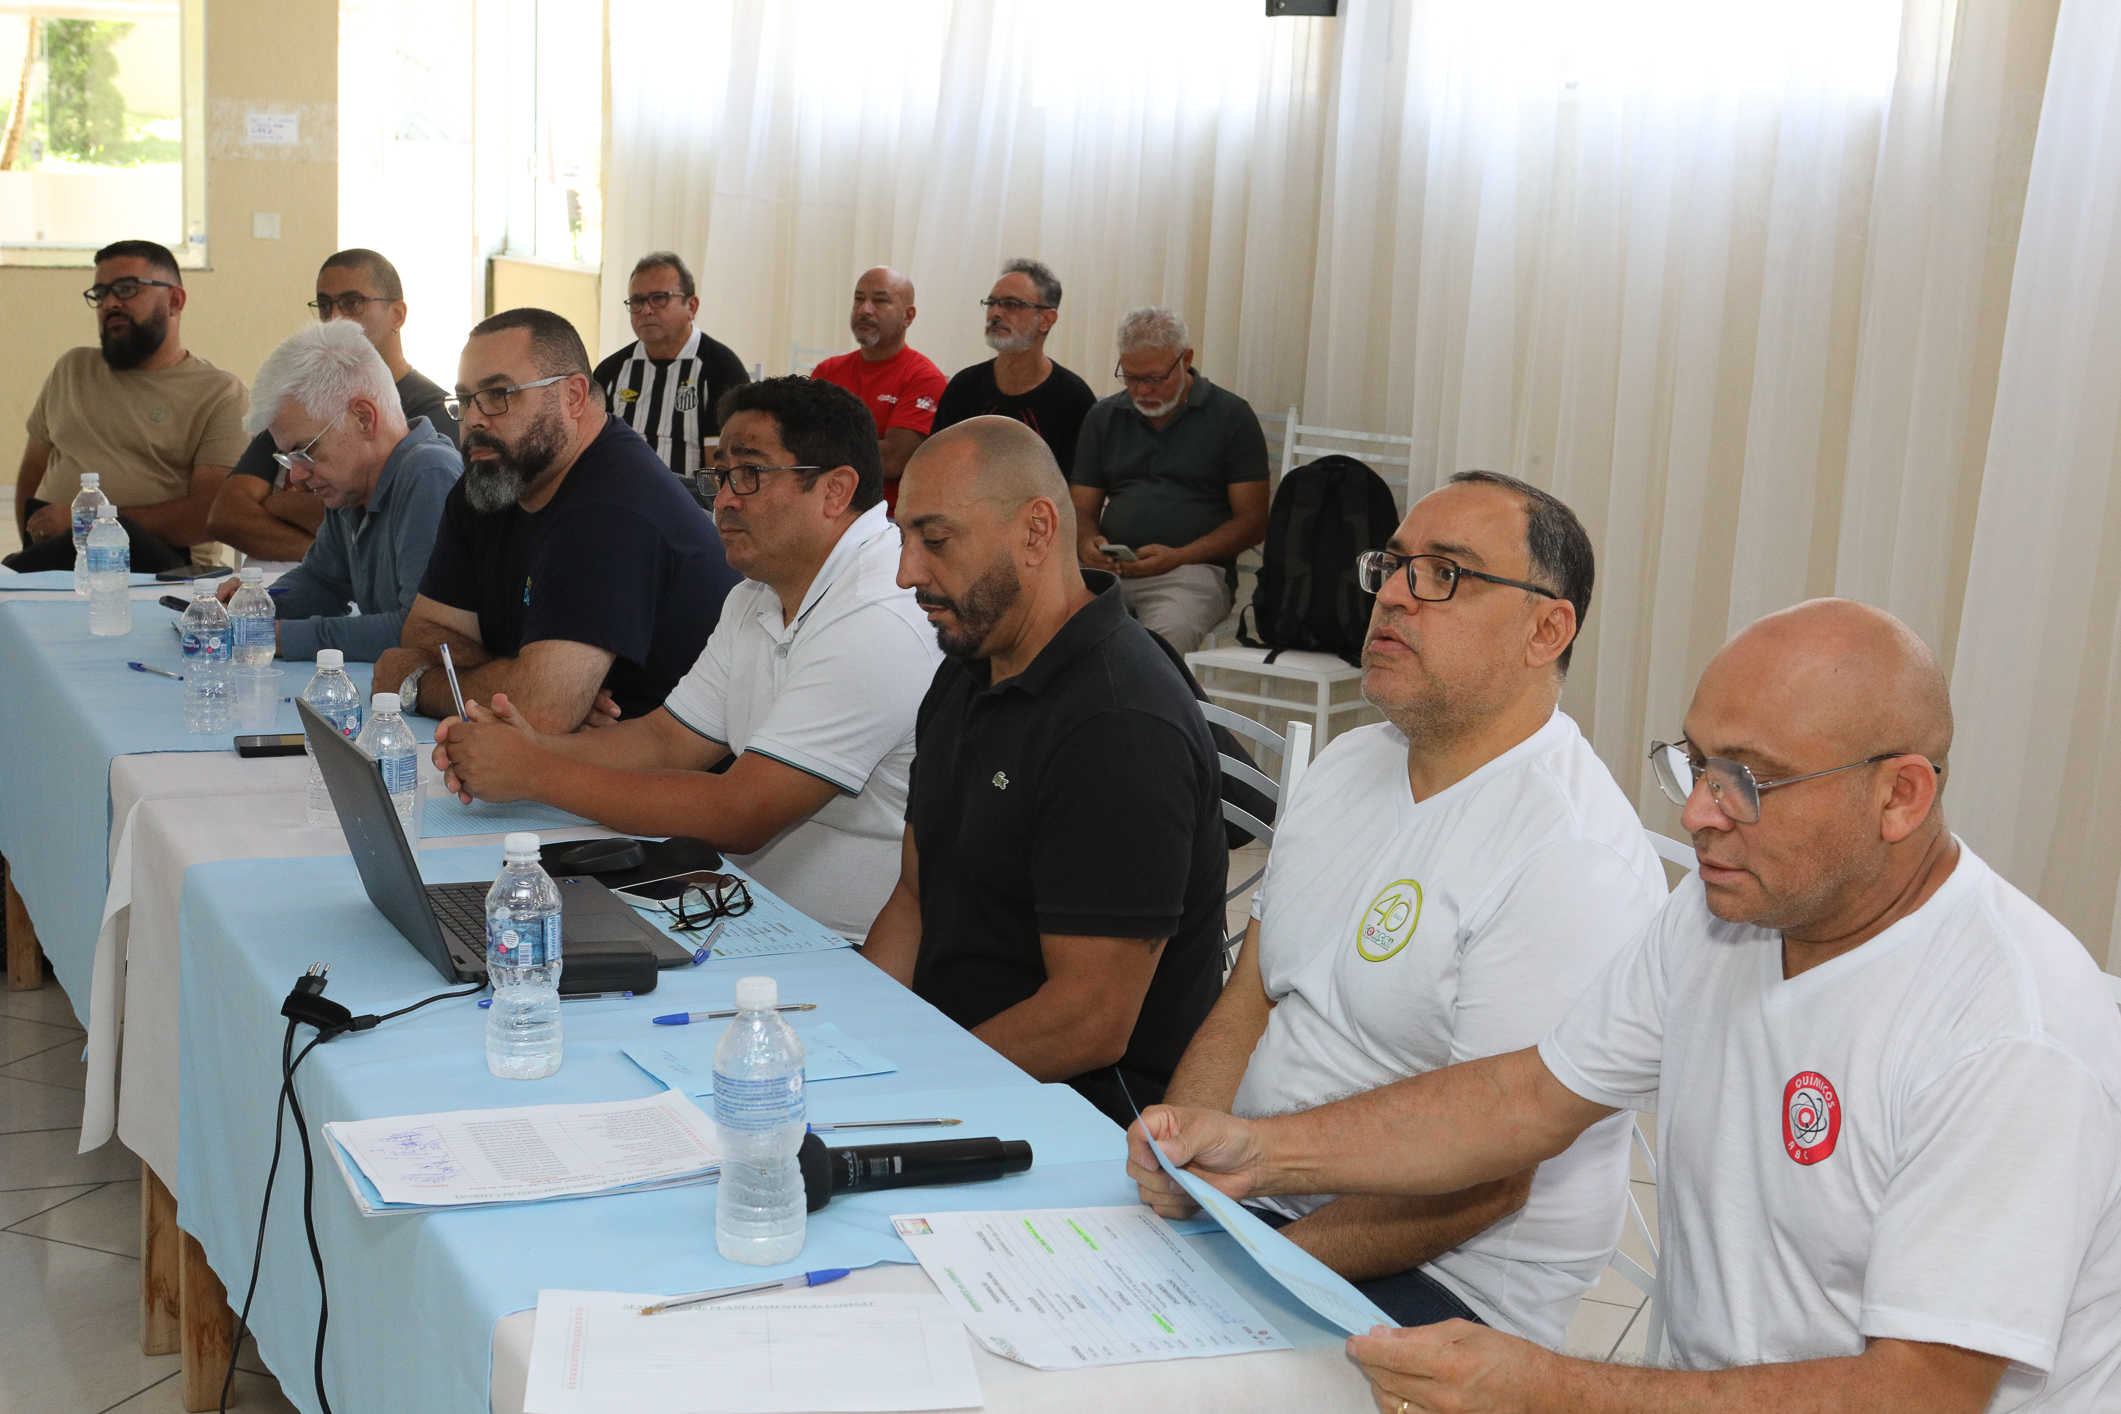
[{"left": 798, "top": 1134, "right": 1032, "bottom": 1212}]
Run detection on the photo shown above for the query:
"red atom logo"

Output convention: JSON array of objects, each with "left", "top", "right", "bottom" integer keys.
[{"left": 1782, "top": 1071, "right": 1841, "bottom": 1165}]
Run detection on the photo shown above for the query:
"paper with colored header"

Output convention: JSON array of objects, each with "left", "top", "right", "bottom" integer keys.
[
  {"left": 891, "top": 1206, "right": 1289, "bottom": 1369},
  {"left": 1140, "top": 1128, "right": 1394, "bottom": 1336}
]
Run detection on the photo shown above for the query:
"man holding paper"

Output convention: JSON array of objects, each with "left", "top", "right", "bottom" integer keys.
[
  {"left": 1133, "top": 600, "right": 2121, "bottom": 1413},
  {"left": 1153, "top": 472, "right": 1666, "bottom": 1344}
]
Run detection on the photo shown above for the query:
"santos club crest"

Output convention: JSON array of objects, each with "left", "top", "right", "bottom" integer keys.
[{"left": 1782, "top": 1071, "right": 1841, "bottom": 1165}]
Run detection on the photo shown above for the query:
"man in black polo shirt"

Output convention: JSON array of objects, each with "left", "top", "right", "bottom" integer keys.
[
  {"left": 864, "top": 415, "right": 1227, "bottom": 1128},
  {"left": 374, "top": 307, "right": 740, "bottom": 732}
]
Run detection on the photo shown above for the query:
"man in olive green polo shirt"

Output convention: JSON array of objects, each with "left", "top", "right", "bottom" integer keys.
[{"left": 1069, "top": 306, "right": 1269, "bottom": 655}]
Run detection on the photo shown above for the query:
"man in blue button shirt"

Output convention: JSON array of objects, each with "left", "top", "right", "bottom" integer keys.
[{"left": 215, "top": 320, "right": 460, "bottom": 661}]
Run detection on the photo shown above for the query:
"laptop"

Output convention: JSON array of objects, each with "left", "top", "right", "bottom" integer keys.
[{"left": 296, "top": 698, "right": 696, "bottom": 982}]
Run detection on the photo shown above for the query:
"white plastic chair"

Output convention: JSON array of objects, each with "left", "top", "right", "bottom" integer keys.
[
  {"left": 1647, "top": 833, "right": 1698, "bottom": 873},
  {"left": 1198, "top": 703, "right": 1312, "bottom": 977},
  {"left": 787, "top": 342, "right": 843, "bottom": 377},
  {"left": 1605, "top": 1121, "right": 1666, "bottom": 1365},
  {"left": 1279, "top": 404, "right": 1417, "bottom": 507}
]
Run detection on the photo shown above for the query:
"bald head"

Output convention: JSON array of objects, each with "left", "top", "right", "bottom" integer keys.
[
  {"left": 910, "top": 417, "right": 1074, "bottom": 541},
  {"left": 851, "top": 267, "right": 917, "bottom": 354},
  {"left": 859, "top": 266, "right": 914, "bottom": 304}
]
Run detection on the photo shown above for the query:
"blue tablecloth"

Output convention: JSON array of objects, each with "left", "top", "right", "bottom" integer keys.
[
  {"left": 0, "top": 569, "right": 161, "bottom": 590},
  {"left": 177, "top": 844, "right": 1135, "bottom": 1414},
  {"left": 0, "top": 599, "right": 376, "bottom": 1019}
]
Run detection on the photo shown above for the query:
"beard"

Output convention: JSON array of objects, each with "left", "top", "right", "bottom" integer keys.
[
  {"left": 852, "top": 321, "right": 882, "bottom": 349},
  {"left": 916, "top": 557, "right": 1022, "bottom": 659},
  {"left": 99, "top": 307, "right": 169, "bottom": 370},
  {"left": 1360, "top": 609, "right": 1516, "bottom": 757},
  {"left": 1131, "top": 389, "right": 1181, "bottom": 418},
  {"left": 459, "top": 409, "right": 567, "bottom": 513},
  {"left": 984, "top": 322, "right": 1037, "bottom": 355}
]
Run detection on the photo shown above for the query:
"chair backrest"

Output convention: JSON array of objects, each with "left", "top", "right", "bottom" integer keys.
[
  {"left": 1280, "top": 405, "right": 1416, "bottom": 510},
  {"left": 1605, "top": 1120, "right": 1665, "bottom": 1365},
  {"left": 2107, "top": 972, "right": 2121, "bottom": 1008},
  {"left": 1198, "top": 704, "right": 1312, "bottom": 973},
  {"left": 787, "top": 341, "right": 843, "bottom": 377}
]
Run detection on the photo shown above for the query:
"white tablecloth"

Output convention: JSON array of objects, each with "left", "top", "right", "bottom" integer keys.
[{"left": 488, "top": 1238, "right": 1379, "bottom": 1414}]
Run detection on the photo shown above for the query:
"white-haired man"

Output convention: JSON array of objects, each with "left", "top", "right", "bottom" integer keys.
[
  {"left": 1070, "top": 307, "right": 1269, "bottom": 655},
  {"left": 216, "top": 320, "right": 460, "bottom": 661}
]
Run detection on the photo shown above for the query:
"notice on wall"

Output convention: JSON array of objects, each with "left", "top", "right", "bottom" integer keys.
[{"left": 245, "top": 111, "right": 300, "bottom": 146}]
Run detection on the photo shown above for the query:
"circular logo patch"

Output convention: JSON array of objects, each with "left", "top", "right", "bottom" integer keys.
[
  {"left": 1782, "top": 1071, "right": 1841, "bottom": 1165},
  {"left": 1355, "top": 879, "right": 1423, "bottom": 962}
]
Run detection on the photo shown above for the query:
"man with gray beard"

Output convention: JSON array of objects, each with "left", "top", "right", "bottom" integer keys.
[
  {"left": 374, "top": 308, "right": 738, "bottom": 733},
  {"left": 932, "top": 259, "right": 1096, "bottom": 474}
]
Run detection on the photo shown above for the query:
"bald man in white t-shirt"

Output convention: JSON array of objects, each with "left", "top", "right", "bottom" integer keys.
[
  {"left": 1157, "top": 471, "right": 1666, "bottom": 1346},
  {"left": 1133, "top": 599, "right": 2121, "bottom": 1414}
]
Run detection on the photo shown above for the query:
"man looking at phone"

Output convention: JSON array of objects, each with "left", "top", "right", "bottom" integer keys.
[
  {"left": 432, "top": 378, "right": 939, "bottom": 941},
  {"left": 1069, "top": 306, "right": 1269, "bottom": 655}
]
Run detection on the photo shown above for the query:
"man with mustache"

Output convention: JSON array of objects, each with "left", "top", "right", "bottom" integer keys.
[
  {"left": 429, "top": 378, "right": 938, "bottom": 940},
  {"left": 931, "top": 259, "right": 1096, "bottom": 475},
  {"left": 863, "top": 416, "right": 1228, "bottom": 1128},
  {"left": 1142, "top": 472, "right": 1666, "bottom": 1342},
  {"left": 373, "top": 308, "right": 739, "bottom": 733},
  {"left": 7, "top": 239, "right": 248, "bottom": 574},
  {"left": 1132, "top": 600, "right": 2121, "bottom": 1414},
  {"left": 1070, "top": 306, "right": 1270, "bottom": 655},
  {"left": 809, "top": 266, "right": 946, "bottom": 516}
]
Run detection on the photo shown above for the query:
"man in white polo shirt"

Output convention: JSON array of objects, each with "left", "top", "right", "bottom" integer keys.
[
  {"left": 1158, "top": 471, "right": 1666, "bottom": 1346},
  {"left": 433, "top": 377, "right": 939, "bottom": 939},
  {"left": 1133, "top": 599, "right": 2121, "bottom": 1413}
]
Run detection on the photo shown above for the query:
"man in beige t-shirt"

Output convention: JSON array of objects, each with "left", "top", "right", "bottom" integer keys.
[{"left": 7, "top": 239, "right": 248, "bottom": 573}]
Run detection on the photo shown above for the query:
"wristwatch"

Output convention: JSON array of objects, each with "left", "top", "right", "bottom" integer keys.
[{"left": 397, "top": 663, "right": 430, "bottom": 714}]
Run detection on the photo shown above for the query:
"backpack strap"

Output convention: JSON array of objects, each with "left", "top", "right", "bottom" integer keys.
[{"left": 1281, "top": 471, "right": 1328, "bottom": 643}]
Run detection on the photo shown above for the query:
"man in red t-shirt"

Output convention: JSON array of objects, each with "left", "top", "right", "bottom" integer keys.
[{"left": 810, "top": 266, "right": 946, "bottom": 514}]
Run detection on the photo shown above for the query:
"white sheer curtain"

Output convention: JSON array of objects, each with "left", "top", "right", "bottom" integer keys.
[
  {"left": 1948, "top": 0, "right": 2121, "bottom": 967},
  {"left": 602, "top": 0, "right": 1331, "bottom": 404}
]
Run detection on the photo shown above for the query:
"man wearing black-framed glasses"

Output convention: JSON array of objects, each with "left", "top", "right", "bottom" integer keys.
[
  {"left": 7, "top": 239, "right": 248, "bottom": 575},
  {"left": 1135, "top": 598, "right": 2121, "bottom": 1414},
  {"left": 209, "top": 248, "right": 459, "bottom": 572},
  {"left": 372, "top": 307, "right": 739, "bottom": 733},
  {"left": 593, "top": 250, "right": 751, "bottom": 479},
  {"left": 932, "top": 259, "right": 1096, "bottom": 476}
]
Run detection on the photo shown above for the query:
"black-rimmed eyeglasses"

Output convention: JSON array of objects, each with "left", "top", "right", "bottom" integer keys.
[
  {"left": 443, "top": 374, "right": 569, "bottom": 421},
  {"left": 621, "top": 290, "right": 688, "bottom": 312},
  {"left": 84, "top": 277, "right": 177, "bottom": 305},
  {"left": 655, "top": 876, "right": 755, "bottom": 933},
  {"left": 1114, "top": 353, "right": 1184, "bottom": 389},
  {"left": 701, "top": 463, "right": 821, "bottom": 496},
  {"left": 1355, "top": 549, "right": 1559, "bottom": 603},
  {"left": 309, "top": 291, "right": 389, "bottom": 318},
  {"left": 980, "top": 296, "right": 1052, "bottom": 313},
  {"left": 1647, "top": 739, "right": 1936, "bottom": 825}
]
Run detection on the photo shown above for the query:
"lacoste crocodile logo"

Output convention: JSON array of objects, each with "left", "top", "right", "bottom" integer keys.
[{"left": 991, "top": 771, "right": 1009, "bottom": 790}]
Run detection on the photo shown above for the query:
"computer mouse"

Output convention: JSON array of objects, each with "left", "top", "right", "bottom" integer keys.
[{"left": 549, "top": 837, "right": 647, "bottom": 874}]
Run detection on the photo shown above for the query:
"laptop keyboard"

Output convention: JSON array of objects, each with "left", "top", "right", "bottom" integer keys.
[{"left": 426, "top": 882, "right": 491, "bottom": 947}]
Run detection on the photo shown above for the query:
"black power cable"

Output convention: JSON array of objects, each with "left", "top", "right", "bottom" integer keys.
[{"left": 221, "top": 966, "right": 483, "bottom": 1413}]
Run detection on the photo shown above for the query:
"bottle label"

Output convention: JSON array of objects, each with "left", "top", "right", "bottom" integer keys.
[
  {"left": 329, "top": 703, "right": 362, "bottom": 738},
  {"left": 233, "top": 617, "right": 274, "bottom": 650},
  {"left": 488, "top": 913, "right": 560, "bottom": 968},
  {"left": 84, "top": 544, "right": 129, "bottom": 574},
  {"left": 713, "top": 1070, "right": 805, "bottom": 1132},
  {"left": 379, "top": 750, "right": 417, "bottom": 796},
  {"left": 181, "top": 630, "right": 229, "bottom": 662}
]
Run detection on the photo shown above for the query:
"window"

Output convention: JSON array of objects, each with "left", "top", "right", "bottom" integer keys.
[
  {"left": 494, "top": 0, "right": 601, "bottom": 269},
  {"left": 0, "top": 0, "right": 205, "bottom": 263}
]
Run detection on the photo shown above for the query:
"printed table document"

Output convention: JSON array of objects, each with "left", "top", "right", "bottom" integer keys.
[
  {"left": 523, "top": 1290, "right": 983, "bottom": 1413},
  {"left": 1141, "top": 1129, "right": 1393, "bottom": 1336},
  {"left": 325, "top": 1089, "right": 719, "bottom": 1209},
  {"left": 623, "top": 1022, "right": 896, "bottom": 1096},
  {"left": 891, "top": 1206, "right": 1289, "bottom": 1369}
]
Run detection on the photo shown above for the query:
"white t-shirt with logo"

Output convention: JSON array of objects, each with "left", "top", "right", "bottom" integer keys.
[
  {"left": 662, "top": 504, "right": 941, "bottom": 940},
  {"left": 1539, "top": 845, "right": 2121, "bottom": 1409},
  {"left": 1232, "top": 712, "right": 1668, "bottom": 1347}
]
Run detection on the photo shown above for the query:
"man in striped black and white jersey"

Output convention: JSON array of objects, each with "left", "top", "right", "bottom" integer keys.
[{"left": 592, "top": 251, "right": 751, "bottom": 479}]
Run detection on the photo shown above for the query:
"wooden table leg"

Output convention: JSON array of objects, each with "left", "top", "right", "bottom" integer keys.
[
  {"left": 180, "top": 1225, "right": 237, "bottom": 1411},
  {"left": 4, "top": 857, "right": 46, "bottom": 991},
  {"left": 142, "top": 1161, "right": 179, "bottom": 1354}
]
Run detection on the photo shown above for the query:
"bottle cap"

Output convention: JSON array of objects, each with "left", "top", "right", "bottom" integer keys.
[
  {"left": 502, "top": 832, "right": 540, "bottom": 861},
  {"left": 239, "top": 566, "right": 263, "bottom": 583},
  {"left": 96, "top": 503, "right": 118, "bottom": 519},
  {"left": 191, "top": 577, "right": 216, "bottom": 596},
  {"left": 734, "top": 976, "right": 778, "bottom": 1010},
  {"left": 372, "top": 692, "right": 400, "bottom": 714},
  {"left": 81, "top": 473, "right": 100, "bottom": 486},
  {"left": 316, "top": 649, "right": 344, "bottom": 668}
]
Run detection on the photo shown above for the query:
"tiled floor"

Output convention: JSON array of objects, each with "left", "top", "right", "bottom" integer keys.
[{"left": 0, "top": 980, "right": 297, "bottom": 1414}]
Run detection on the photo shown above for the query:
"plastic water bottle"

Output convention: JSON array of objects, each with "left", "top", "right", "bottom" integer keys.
[
  {"left": 179, "top": 579, "right": 233, "bottom": 733},
  {"left": 85, "top": 504, "right": 131, "bottom": 636},
  {"left": 301, "top": 649, "right": 363, "bottom": 826},
  {"left": 355, "top": 692, "right": 421, "bottom": 828},
  {"left": 227, "top": 566, "right": 275, "bottom": 665},
  {"left": 714, "top": 975, "right": 807, "bottom": 1265},
  {"left": 70, "top": 473, "right": 110, "bottom": 597},
  {"left": 485, "top": 833, "right": 563, "bottom": 1080}
]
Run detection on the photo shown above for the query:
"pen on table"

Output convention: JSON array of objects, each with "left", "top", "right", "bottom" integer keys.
[
  {"left": 806, "top": 1118, "right": 961, "bottom": 1133},
  {"left": 639, "top": 1268, "right": 850, "bottom": 1316},
  {"left": 438, "top": 642, "right": 467, "bottom": 720},
  {"left": 127, "top": 662, "right": 183, "bottom": 680},
  {"left": 478, "top": 990, "right": 633, "bottom": 1007},
  {"left": 652, "top": 1003, "right": 817, "bottom": 1025}
]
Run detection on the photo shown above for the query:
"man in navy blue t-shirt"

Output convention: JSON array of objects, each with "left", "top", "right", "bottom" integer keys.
[{"left": 374, "top": 308, "right": 738, "bottom": 731}]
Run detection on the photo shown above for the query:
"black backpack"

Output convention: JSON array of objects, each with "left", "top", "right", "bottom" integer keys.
[{"left": 1238, "top": 454, "right": 1401, "bottom": 667}]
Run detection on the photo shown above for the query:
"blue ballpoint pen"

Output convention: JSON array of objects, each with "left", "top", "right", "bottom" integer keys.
[
  {"left": 639, "top": 1268, "right": 851, "bottom": 1315},
  {"left": 652, "top": 1003, "right": 816, "bottom": 1025},
  {"left": 127, "top": 661, "right": 183, "bottom": 680}
]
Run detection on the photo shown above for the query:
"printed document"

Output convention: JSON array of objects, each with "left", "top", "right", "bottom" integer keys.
[
  {"left": 623, "top": 1022, "right": 896, "bottom": 1097},
  {"left": 523, "top": 1290, "right": 983, "bottom": 1413},
  {"left": 325, "top": 1089, "right": 718, "bottom": 1210},
  {"left": 1141, "top": 1129, "right": 1393, "bottom": 1336},
  {"left": 631, "top": 867, "right": 852, "bottom": 958},
  {"left": 892, "top": 1206, "right": 1289, "bottom": 1369}
]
